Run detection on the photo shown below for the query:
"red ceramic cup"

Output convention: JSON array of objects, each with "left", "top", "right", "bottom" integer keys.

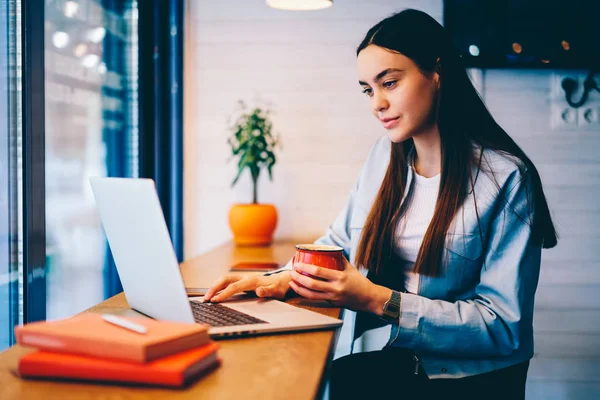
[{"left": 293, "top": 244, "right": 345, "bottom": 276}]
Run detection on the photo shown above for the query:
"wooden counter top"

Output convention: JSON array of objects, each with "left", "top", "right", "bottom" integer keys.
[{"left": 0, "top": 238, "right": 343, "bottom": 400}]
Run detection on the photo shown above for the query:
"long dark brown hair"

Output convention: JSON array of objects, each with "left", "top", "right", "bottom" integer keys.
[{"left": 354, "top": 9, "right": 558, "bottom": 279}]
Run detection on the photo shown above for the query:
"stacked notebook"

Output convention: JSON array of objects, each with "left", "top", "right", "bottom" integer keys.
[{"left": 14, "top": 313, "right": 220, "bottom": 387}]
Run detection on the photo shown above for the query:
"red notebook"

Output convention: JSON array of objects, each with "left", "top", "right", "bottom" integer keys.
[
  {"left": 18, "top": 342, "right": 221, "bottom": 387},
  {"left": 15, "top": 313, "right": 210, "bottom": 363}
]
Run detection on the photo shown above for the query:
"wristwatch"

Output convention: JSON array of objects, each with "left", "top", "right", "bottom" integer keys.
[{"left": 381, "top": 290, "right": 402, "bottom": 322}]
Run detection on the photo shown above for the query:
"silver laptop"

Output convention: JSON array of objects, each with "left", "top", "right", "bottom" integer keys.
[{"left": 89, "top": 177, "right": 342, "bottom": 338}]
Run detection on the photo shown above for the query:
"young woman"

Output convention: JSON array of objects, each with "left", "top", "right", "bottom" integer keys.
[{"left": 204, "top": 9, "right": 557, "bottom": 400}]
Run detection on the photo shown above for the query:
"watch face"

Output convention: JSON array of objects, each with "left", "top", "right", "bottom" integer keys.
[
  {"left": 387, "top": 304, "right": 399, "bottom": 314},
  {"left": 384, "top": 291, "right": 401, "bottom": 318}
]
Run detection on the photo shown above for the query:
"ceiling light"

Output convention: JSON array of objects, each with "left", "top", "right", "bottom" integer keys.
[
  {"left": 52, "top": 31, "right": 70, "bottom": 49},
  {"left": 87, "top": 27, "right": 106, "bottom": 44},
  {"left": 512, "top": 42, "right": 522, "bottom": 54},
  {"left": 64, "top": 1, "right": 79, "bottom": 18},
  {"left": 468, "top": 45, "right": 480, "bottom": 56},
  {"left": 266, "top": 0, "right": 333, "bottom": 11},
  {"left": 82, "top": 54, "right": 100, "bottom": 68},
  {"left": 74, "top": 43, "right": 87, "bottom": 57}
]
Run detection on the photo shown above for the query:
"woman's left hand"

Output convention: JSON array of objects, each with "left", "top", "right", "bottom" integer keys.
[{"left": 289, "top": 258, "right": 391, "bottom": 314}]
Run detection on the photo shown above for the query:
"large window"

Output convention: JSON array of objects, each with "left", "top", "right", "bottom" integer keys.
[
  {"left": 1, "top": 0, "right": 22, "bottom": 350},
  {"left": 1, "top": 0, "right": 177, "bottom": 351},
  {"left": 44, "top": 0, "right": 138, "bottom": 320}
]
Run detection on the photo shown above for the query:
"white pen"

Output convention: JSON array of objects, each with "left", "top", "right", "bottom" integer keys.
[{"left": 101, "top": 314, "right": 148, "bottom": 334}]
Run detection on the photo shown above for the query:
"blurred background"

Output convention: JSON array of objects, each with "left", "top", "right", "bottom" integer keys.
[
  {"left": 44, "top": 0, "right": 139, "bottom": 321},
  {"left": 2, "top": 1, "right": 599, "bottom": 399}
]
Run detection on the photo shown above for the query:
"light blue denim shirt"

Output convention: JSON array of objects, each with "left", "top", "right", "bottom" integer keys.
[{"left": 271, "top": 136, "right": 541, "bottom": 379}]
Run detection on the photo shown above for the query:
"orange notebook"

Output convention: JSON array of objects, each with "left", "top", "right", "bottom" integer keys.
[
  {"left": 18, "top": 342, "right": 221, "bottom": 387},
  {"left": 15, "top": 313, "right": 210, "bottom": 363}
]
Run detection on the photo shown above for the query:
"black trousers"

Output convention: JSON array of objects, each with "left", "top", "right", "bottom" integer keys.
[{"left": 329, "top": 346, "right": 529, "bottom": 400}]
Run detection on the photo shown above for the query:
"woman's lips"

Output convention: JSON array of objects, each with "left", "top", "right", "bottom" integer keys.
[{"left": 381, "top": 116, "right": 401, "bottom": 129}]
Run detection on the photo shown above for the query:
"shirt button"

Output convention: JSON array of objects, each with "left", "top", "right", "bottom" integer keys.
[{"left": 441, "top": 368, "right": 447, "bottom": 373}]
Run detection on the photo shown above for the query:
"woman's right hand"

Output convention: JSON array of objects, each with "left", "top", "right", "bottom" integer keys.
[{"left": 203, "top": 271, "right": 292, "bottom": 303}]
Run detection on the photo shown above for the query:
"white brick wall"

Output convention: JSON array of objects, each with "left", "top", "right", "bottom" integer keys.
[
  {"left": 185, "top": 1, "right": 600, "bottom": 398},
  {"left": 184, "top": 0, "right": 441, "bottom": 257}
]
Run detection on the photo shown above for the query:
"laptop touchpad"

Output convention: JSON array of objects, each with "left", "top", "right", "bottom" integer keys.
[{"left": 230, "top": 300, "right": 303, "bottom": 314}]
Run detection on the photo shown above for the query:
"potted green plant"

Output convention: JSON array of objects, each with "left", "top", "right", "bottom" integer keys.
[{"left": 227, "top": 101, "right": 281, "bottom": 246}]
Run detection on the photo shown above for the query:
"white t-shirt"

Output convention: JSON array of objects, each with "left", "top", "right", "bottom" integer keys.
[{"left": 393, "top": 165, "right": 441, "bottom": 294}]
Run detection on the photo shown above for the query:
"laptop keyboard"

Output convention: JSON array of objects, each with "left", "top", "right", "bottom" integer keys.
[{"left": 189, "top": 300, "right": 267, "bottom": 327}]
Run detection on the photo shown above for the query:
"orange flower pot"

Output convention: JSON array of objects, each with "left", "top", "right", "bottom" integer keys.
[{"left": 228, "top": 204, "right": 278, "bottom": 246}]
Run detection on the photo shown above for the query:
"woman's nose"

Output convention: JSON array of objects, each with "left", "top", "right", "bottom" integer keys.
[{"left": 372, "top": 91, "right": 388, "bottom": 114}]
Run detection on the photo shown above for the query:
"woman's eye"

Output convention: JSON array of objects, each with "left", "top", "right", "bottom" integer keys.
[
  {"left": 361, "top": 88, "right": 373, "bottom": 96},
  {"left": 383, "top": 80, "right": 397, "bottom": 89}
]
